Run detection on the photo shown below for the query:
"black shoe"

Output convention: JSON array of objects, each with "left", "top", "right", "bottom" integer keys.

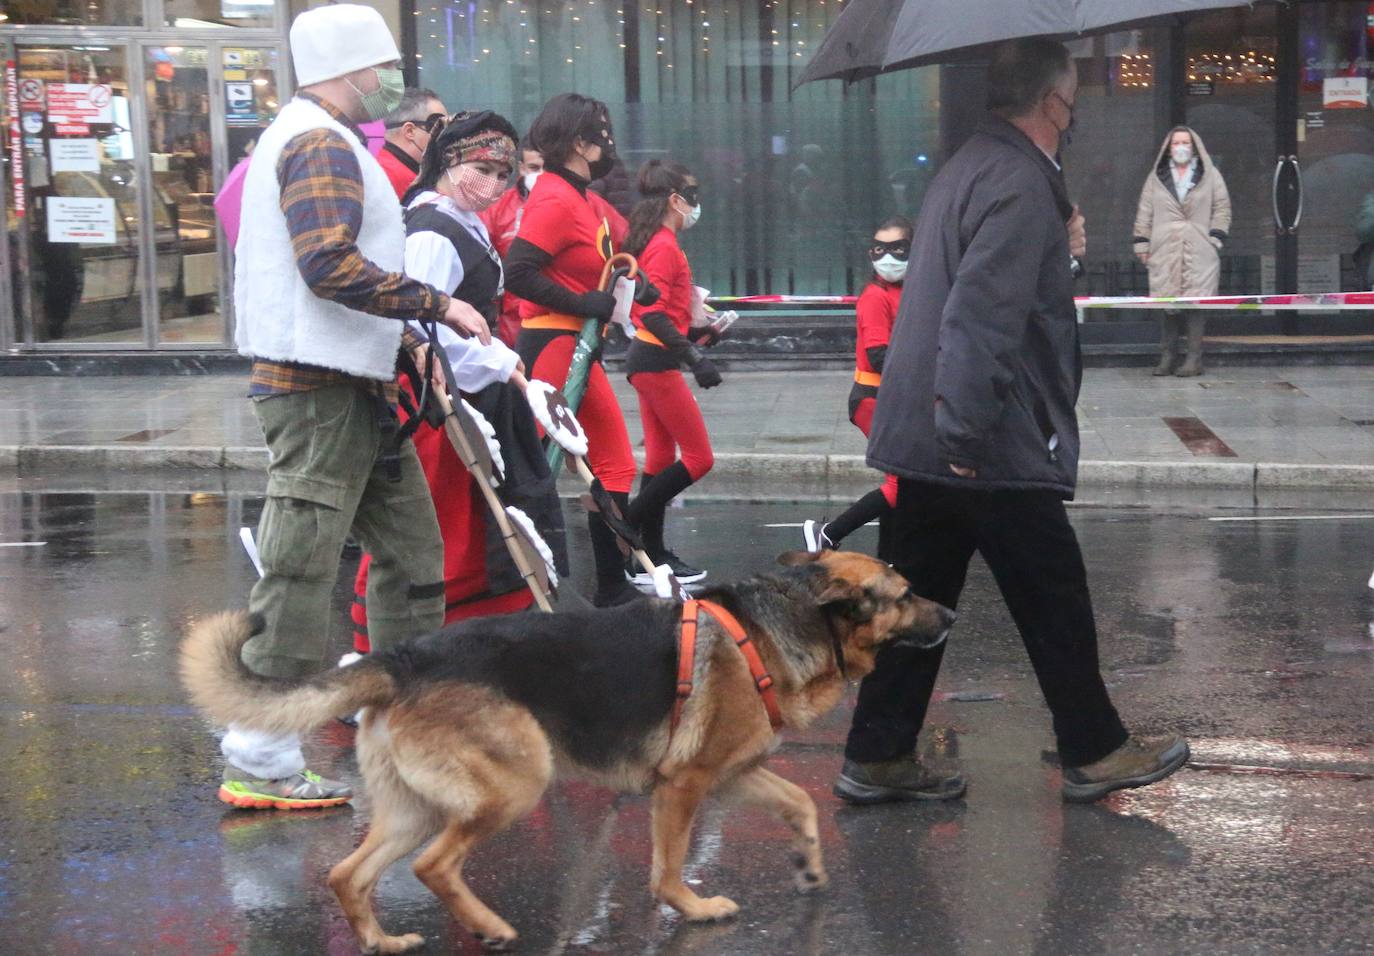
[
  {"left": 833, "top": 756, "right": 967, "bottom": 804},
  {"left": 658, "top": 550, "right": 706, "bottom": 584},
  {"left": 593, "top": 580, "right": 642, "bottom": 607}
]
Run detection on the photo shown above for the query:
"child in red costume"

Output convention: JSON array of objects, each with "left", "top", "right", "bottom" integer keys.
[
  {"left": 803, "top": 217, "right": 912, "bottom": 552},
  {"left": 621, "top": 159, "right": 722, "bottom": 586},
  {"left": 503, "top": 93, "right": 640, "bottom": 607}
]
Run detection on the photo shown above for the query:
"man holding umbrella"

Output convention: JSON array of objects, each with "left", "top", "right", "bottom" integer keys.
[{"left": 835, "top": 38, "right": 1189, "bottom": 805}]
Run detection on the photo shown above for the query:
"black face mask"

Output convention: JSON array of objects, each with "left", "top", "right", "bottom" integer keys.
[{"left": 582, "top": 120, "right": 617, "bottom": 181}]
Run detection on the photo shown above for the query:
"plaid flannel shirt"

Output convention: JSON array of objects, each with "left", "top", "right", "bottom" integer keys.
[{"left": 249, "top": 93, "right": 447, "bottom": 399}]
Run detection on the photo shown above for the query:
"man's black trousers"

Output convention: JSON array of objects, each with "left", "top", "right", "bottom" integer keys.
[{"left": 844, "top": 479, "right": 1130, "bottom": 769}]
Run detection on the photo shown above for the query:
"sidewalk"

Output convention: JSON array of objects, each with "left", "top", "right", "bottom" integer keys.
[{"left": 5, "top": 367, "right": 1374, "bottom": 500}]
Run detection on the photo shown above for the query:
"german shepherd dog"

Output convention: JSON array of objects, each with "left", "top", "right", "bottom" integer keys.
[{"left": 181, "top": 550, "right": 954, "bottom": 953}]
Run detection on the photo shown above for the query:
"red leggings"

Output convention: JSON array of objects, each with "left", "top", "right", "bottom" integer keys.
[
  {"left": 529, "top": 334, "right": 636, "bottom": 493},
  {"left": 351, "top": 382, "right": 533, "bottom": 653},
  {"left": 631, "top": 369, "right": 714, "bottom": 480},
  {"left": 852, "top": 396, "right": 899, "bottom": 508}
]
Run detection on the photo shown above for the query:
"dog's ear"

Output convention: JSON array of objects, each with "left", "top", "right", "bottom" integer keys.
[
  {"left": 815, "top": 575, "right": 877, "bottom": 622},
  {"left": 777, "top": 550, "right": 821, "bottom": 567}
]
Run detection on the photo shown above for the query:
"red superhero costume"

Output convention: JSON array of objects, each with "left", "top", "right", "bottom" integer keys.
[
  {"left": 482, "top": 184, "right": 626, "bottom": 347},
  {"left": 512, "top": 169, "right": 636, "bottom": 496},
  {"left": 628, "top": 227, "right": 714, "bottom": 482},
  {"left": 851, "top": 277, "right": 902, "bottom": 508}
]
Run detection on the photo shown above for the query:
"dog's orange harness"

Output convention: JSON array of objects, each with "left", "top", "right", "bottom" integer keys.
[{"left": 673, "top": 599, "right": 783, "bottom": 735}]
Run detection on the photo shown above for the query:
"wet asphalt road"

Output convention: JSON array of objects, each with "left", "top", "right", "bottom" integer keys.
[{"left": 4, "top": 487, "right": 1374, "bottom": 954}]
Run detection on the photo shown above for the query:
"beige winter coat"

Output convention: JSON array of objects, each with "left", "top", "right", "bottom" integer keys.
[{"left": 1132, "top": 127, "right": 1232, "bottom": 298}]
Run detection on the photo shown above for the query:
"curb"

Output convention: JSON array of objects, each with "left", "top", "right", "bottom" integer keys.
[{"left": 7, "top": 444, "right": 1374, "bottom": 492}]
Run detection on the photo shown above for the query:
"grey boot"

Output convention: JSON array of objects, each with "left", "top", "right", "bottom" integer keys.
[
  {"left": 1175, "top": 313, "right": 1206, "bottom": 377},
  {"left": 1152, "top": 312, "right": 1182, "bottom": 376}
]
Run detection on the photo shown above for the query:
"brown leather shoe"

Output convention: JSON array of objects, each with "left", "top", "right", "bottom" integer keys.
[
  {"left": 833, "top": 756, "right": 967, "bottom": 804},
  {"left": 1061, "top": 734, "right": 1189, "bottom": 803}
]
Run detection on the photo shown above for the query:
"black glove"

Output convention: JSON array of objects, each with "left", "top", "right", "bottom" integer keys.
[
  {"left": 691, "top": 327, "right": 721, "bottom": 348},
  {"left": 691, "top": 356, "right": 722, "bottom": 389},
  {"left": 577, "top": 289, "right": 617, "bottom": 320},
  {"left": 634, "top": 276, "right": 661, "bottom": 307}
]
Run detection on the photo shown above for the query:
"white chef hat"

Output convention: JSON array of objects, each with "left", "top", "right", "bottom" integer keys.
[{"left": 290, "top": 4, "right": 402, "bottom": 87}]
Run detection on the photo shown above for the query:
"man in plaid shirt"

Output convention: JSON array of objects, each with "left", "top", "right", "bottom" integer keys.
[{"left": 215, "top": 4, "right": 490, "bottom": 811}]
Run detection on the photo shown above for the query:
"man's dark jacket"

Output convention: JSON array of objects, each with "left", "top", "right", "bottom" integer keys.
[{"left": 867, "top": 115, "right": 1081, "bottom": 498}]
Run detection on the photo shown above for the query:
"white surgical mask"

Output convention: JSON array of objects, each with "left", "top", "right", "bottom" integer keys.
[
  {"left": 522, "top": 170, "right": 542, "bottom": 194},
  {"left": 1171, "top": 144, "right": 1193, "bottom": 165},
  {"left": 680, "top": 201, "right": 701, "bottom": 230},
  {"left": 873, "top": 254, "right": 908, "bottom": 283}
]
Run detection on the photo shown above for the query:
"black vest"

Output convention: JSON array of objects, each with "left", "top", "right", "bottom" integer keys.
[{"left": 403, "top": 202, "right": 504, "bottom": 327}]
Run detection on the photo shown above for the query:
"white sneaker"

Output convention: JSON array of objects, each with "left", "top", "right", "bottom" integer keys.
[{"left": 803, "top": 519, "right": 835, "bottom": 553}]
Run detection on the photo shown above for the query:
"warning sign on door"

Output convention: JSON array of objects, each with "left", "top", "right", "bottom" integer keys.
[{"left": 47, "top": 83, "right": 115, "bottom": 131}]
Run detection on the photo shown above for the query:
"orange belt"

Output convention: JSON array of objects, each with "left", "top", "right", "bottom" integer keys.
[
  {"left": 672, "top": 599, "right": 782, "bottom": 734},
  {"left": 855, "top": 369, "right": 882, "bottom": 387},
  {"left": 635, "top": 327, "right": 665, "bottom": 347},
  {"left": 522, "top": 313, "right": 584, "bottom": 332}
]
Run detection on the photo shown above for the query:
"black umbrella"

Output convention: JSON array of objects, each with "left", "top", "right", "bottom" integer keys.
[{"left": 795, "top": 0, "right": 1264, "bottom": 87}]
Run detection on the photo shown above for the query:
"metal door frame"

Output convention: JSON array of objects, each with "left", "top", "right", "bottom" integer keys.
[{"left": 0, "top": 0, "right": 289, "bottom": 351}]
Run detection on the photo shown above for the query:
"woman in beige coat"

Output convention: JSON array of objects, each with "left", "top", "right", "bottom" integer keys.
[{"left": 1132, "top": 126, "right": 1232, "bottom": 376}]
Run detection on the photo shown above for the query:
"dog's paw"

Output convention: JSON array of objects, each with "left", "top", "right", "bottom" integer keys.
[
  {"left": 791, "top": 852, "right": 828, "bottom": 892},
  {"left": 364, "top": 933, "right": 425, "bottom": 954},
  {"left": 684, "top": 895, "right": 740, "bottom": 923},
  {"left": 475, "top": 928, "right": 519, "bottom": 951}
]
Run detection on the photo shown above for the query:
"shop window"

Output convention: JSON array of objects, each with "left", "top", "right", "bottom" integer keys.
[
  {"left": 413, "top": 0, "right": 937, "bottom": 295},
  {"left": 0, "top": 0, "right": 141, "bottom": 26},
  {"left": 164, "top": 0, "right": 275, "bottom": 30},
  {"left": 1062, "top": 29, "right": 1175, "bottom": 296}
]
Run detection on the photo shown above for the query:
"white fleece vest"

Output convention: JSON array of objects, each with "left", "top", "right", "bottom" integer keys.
[{"left": 234, "top": 98, "right": 405, "bottom": 380}]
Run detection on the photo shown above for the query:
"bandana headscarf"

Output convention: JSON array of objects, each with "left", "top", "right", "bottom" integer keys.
[{"left": 436, "top": 110, "right": 517, "bottom": 172}]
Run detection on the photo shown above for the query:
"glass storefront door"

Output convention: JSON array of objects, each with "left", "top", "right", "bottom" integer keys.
[
  {"left": 7, "top": 43, "right": 145, "bottom": 344},
  {"left": 1294, "top": 1, "right": 1374, "bottom": 293},
  {"left": 1, "top": 36, "right": 284, "bottom": 349},
  {"left": 143, "top": 43, "right": 281, "bottom": 344}
]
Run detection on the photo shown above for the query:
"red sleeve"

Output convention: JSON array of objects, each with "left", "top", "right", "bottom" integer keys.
[
  {"left": 855, "top": 285, "right": 895, "bottom": 352},
  {"left": 516, "top": 187, "right": 574, "bottom": 258},
  {"left": 633, "top": 233, "right": 693, "bottom": 332}
]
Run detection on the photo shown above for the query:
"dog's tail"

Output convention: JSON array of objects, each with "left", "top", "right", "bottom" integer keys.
[{"left": 180, "top": 610, "right": 398, "bottom": 735}]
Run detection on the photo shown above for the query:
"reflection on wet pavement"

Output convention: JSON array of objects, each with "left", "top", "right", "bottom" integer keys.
[{"left": 3, "top": 493, "right": 1374, "bottom": 953}]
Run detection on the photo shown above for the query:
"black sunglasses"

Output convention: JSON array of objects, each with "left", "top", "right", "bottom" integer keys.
[
  {"left": 384, "top": 112, "right": 445, "bottom": 133},
  {"left": 869, "top": 240, "right": 910, "bottom": 262}
]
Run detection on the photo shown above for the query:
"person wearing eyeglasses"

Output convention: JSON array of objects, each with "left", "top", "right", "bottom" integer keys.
[
  {"left": 801, "top": 216, "right": 910, "bottom": 553},
  {"left": 378, "top": 87, "right": 447, "bottom": 199}
]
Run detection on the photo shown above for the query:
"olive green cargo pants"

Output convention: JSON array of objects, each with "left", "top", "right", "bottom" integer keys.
[{"left": 241, "top": 384, "right": 444, "bottom": 680}]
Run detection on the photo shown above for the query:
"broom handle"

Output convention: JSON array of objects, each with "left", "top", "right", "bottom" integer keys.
[{"left": 545, "top": 253, "right": 638, "bottom": 475}]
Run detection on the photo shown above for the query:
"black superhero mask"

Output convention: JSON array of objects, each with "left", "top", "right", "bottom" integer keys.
[
  {"left": 582, "top": 117, "right": 617, "bottom": 180},
  {"left": 868, "top": 240, "right": 911, "bottom": 262}
]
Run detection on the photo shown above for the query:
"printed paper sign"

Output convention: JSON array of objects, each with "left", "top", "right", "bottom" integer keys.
[
  {"left": 225, "top": 81, "right": 258, "bottom": 127},
  {"left": 21, "top": 112, "right": 43, "bottom": 135},
  {"left": 50, "top": 138, "right": 100, "bottom": 173},
  {"left": 1323, "top": 76, "right": 1368, "bottom": 109},
  {"left": 47, "top": 196, "right": 116, "bottom": 243},
  {"left": 6, "top": 61, "right": 24, "bottom": 217},
  {"left": 47, "top": 83, "right": 114, "bottom": 126}
]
